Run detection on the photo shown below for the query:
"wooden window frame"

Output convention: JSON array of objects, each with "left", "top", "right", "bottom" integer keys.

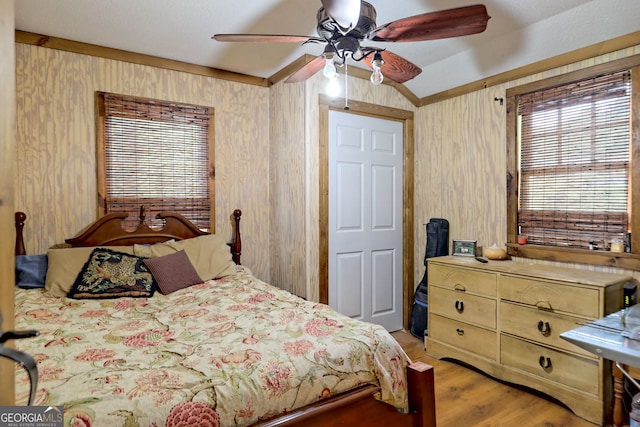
[
  {"left": 96, "top": 92, "right": 215, "bottom": 231},
  {"left": 506, "top": 55, "right": 640, "bottom": 270}
]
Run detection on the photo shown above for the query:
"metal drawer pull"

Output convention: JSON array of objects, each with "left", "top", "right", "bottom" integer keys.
[
  {"left": 454, "top": 284, "right": 467, "bottom": 292},
  {"left": 538, "top": 356, "right": 552, "bottom": 370},
  {"left": 456, "top": 328, "right": 464, "bottom": 335},
  {"left": 537, "top": 320, "right": 551, "bottom": 336},
  {"left": 455, "top": 300, "right": 464, "bottom": 313}
]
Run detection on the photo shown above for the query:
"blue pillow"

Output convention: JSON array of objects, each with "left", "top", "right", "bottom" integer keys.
[{"left": 15, "top": 254, "right": 48, "bottom": 289}]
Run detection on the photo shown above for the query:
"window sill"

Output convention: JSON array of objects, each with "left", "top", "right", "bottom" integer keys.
[{"left": 506, "top": 243, "right": 640, "bottom": 271}]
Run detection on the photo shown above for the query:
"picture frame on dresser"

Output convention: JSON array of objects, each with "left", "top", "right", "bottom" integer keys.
[{"left": 452, "top": 239, "right": 477, "bottom": 256}]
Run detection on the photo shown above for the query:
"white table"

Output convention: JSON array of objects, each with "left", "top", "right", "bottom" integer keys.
[
  {"left": 561, "top": 308, "right": 640, "bottom": 368},
  {"left": 561, "top": 307, "right": 640, "bottom": 426}
]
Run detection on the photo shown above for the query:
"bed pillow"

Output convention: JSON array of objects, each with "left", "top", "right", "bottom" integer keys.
[
  {"left": 45, "top": 245, "right": 135, "bottom": 297},
  {"left": 67, "top": 248, "right": 156, "bottom": 299},
  {"left": 143, "top": 250, "right": 202, "bottom": 295},
  {"left": 134, "top": 234, "right": 236, "bottom": 281},
  {"left": 15, "top": 254, "right": 48, "bottom": 289}
]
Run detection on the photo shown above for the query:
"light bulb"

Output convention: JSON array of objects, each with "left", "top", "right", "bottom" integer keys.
[
  {"left": 370, "top": 52, "right": 384, "bottom": 85},
  {"left": 323, "top": 57, "right": 337, "bottom": 79},
  {"left": 370, "top": 66, "right": 383, "bottom": 85},
  {"left": 327, "top": 76, "right": 340, "bottom": 98}
]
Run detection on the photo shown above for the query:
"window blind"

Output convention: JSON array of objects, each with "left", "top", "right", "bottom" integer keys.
[
  {"left": 517, "top": 70, "right": 631, "bottom": 249},
  {"left": 100, "top": 93, "right": 212, "bottom": 230}
]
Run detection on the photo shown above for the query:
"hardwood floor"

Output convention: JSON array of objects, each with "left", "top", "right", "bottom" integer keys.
[{"left": 392, "top": 330, "right": 598, "bottom": 427}]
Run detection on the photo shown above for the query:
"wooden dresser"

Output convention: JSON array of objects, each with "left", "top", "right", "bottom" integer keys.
[{"left": 425, "top": 255, "right": 631, "bottom": 425}]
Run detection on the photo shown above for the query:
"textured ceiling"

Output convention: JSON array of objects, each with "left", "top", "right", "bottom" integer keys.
[{"left": 14, "top": 0, "right": 640, "bottom": 99}]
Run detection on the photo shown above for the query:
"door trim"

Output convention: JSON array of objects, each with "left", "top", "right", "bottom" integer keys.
[{"left": 319, "top": 95, "right": 415, "bottom": 330}]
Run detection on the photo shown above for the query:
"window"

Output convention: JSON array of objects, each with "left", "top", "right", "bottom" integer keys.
[
  {"left": 97, "top": 92, "right": 214, "bottom": 231},
  {"left": 506, "top": 58, "right": 640, "bottom": 268},
  {"left": 518, "top": 70, "right": 631, "bottom": 248}
]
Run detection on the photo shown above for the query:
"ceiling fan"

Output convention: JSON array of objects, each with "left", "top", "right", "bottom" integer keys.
[{"left": 213, "top": 0, "right": 490, "bottom": 86}]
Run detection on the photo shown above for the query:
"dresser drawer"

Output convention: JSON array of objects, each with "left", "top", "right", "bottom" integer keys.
[
  {"left": 430, "top": 286, "right": 496, "bottom": 329},
  {"left": 429, "top": 314, "right": 498, "bottom": 360},
  {"left": 500, "top": 335, "right": 598, "bottom": 394},
  {"left": 499, "top": 275, "right": 598, "bottom": 318},
  {"left": 429, "top": 264, "right": 497, "bottom": 297},
  {"left": 500, "top": 302, "right": 593, "bottom": 358}
]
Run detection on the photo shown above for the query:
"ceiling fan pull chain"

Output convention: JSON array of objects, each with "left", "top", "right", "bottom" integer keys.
[{"left": 344, "top": 62, "right": 350, "bottom": 111}]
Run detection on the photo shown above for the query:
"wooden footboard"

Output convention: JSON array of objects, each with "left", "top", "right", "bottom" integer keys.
[{"left": 255, "top": 362, "right": 436, "bottom": 427}]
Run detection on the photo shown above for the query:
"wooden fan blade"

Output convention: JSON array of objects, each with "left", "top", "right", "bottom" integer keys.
[
  {"left": 364, "top": 50, "right": 422, "bottom": 84},
  {"left": 212, "top": 34, "right": 319, "bottom": 43},
  {"left": 285, "top": 56, "right": 326, "bottom": 83},
  {"left": 371, "top": 4, "right": 490, "bottom": 43}
]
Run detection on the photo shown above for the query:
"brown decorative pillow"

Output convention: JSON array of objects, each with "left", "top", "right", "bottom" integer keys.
[
  {"left": 143, "top": 250, "right": 202, "bottom": 295},
  {"left": 67, "top": 248, "right": 156, "bottom": 299}
]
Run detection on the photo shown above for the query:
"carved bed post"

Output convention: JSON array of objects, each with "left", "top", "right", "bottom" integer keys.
[
  {"left": 230, "top": 209, "right": 242, "bottom": 265},
  {"left": 15, "top": 212, "right": 26, "bottom": 256}
]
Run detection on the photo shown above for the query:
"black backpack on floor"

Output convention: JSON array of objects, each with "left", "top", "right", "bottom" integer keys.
[{"left": 410, "top": 218, "right": 449, "bottom": 340}]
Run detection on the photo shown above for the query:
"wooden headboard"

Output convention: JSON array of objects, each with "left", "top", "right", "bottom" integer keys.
[{"left": 15, "top": 209, "right": 242, "bottom": 265}]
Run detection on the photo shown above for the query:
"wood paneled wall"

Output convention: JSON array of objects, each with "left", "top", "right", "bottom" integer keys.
[
  {"left": 14, "top": 44, "right": 271, "bottom": 280},
  {"left": 14, "top": 38, "right": 640, "bottom": 303},
  {"left": 414, "top": 44, "right": 640, "bottom": 283},
  {"left": 0, "top": 0, "right": 15, "bottom": 406},
  {"left": 268, "top": 80, "right": 306, "bottom": 296}
]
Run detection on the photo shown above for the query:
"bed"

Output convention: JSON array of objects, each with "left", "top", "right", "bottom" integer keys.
[{"left": 12, "top": 209, "right": 436, "bottom": 427}]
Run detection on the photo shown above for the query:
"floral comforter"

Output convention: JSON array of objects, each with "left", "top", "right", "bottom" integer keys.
[{"left": 14, "top": 266, "right": 411, "bottom": 427}]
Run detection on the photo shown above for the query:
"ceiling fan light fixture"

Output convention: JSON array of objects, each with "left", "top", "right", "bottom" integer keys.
[
  {"left": 370, "top": 51, "right": 384, "bottom": 85},
  {"left": 213, "top": 2, "right": 489, "bottom": 86}
]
